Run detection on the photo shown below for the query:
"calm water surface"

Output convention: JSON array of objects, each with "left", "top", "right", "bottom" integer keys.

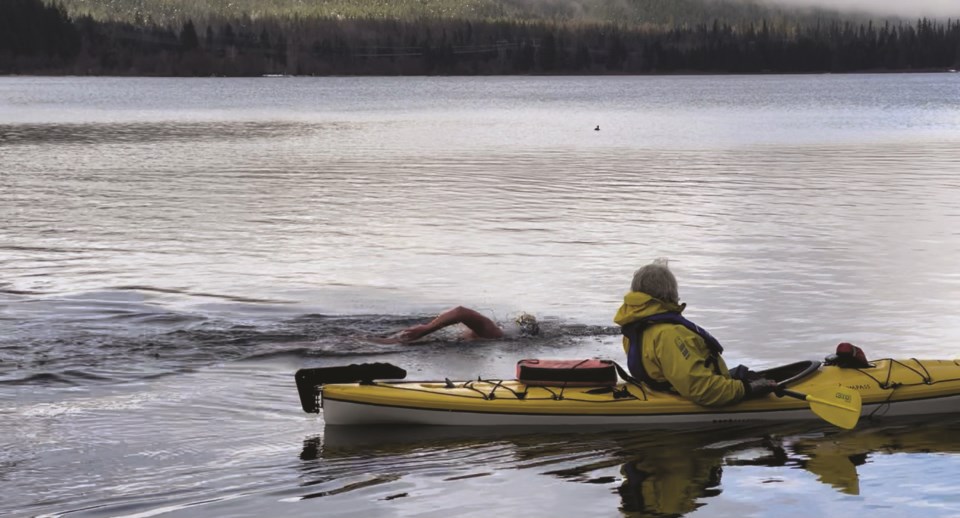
[{"left": 2, "top": 74, "right": 960, "bottom": 517}]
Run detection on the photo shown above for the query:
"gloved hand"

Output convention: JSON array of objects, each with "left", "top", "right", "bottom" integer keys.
[{"left": 742, "top": 378, "right": 778, "bottom": 399}]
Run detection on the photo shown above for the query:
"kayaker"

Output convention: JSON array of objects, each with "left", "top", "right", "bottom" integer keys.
[
  {"left": 375, "top": 306, "right": 540, "bottom": 344},
  {"left": 614, "top": 259, "right": 778, "bottom": 406}
]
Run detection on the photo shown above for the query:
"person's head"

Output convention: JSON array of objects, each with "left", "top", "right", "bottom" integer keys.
[
  {"left": 630, "top": 258, "right": 679, "bottom": 304},
  {"left": 515, "top": 312, "right": 540, "bottom": 336}
]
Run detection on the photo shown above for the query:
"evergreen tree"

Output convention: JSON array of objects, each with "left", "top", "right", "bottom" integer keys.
[{"left": 180, "top": 19, "right": 199, "bottom": 51}]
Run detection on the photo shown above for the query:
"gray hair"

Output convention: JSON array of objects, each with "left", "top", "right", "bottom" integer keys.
[{"left": 630, "top": 258, "right": 679, "bottom": 304}]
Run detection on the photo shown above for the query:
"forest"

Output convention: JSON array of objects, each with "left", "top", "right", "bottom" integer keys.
[
  {"left": 2, "top": 0, "right": 959, "bottom": 75},
  {"left": 51, "top": 0, "right": 856, "bottom": 27}
]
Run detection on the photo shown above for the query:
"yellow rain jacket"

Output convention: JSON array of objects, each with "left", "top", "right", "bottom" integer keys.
[{"left": 614, "top": 292, "right": 745, "bottom": 407}]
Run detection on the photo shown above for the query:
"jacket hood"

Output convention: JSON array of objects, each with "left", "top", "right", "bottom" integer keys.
[{"left": 614, "top": 291, "right": 686, "bottom": 326}]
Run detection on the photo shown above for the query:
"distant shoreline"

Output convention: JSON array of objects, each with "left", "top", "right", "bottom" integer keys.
[
  {"left": 4, "top": 68, "right": 957, "bottom": 78},
  {"left": 4, "top": 0, "right": 959, "bottom": 77}
]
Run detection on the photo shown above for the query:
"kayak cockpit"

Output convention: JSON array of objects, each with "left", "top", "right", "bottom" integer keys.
[{"left": 758, "top": 360, "right": 822, "bottom": 387}]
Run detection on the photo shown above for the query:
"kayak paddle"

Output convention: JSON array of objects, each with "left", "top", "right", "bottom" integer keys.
[{"left": 778, "top": 386, "right": 862, "bottom": 429}]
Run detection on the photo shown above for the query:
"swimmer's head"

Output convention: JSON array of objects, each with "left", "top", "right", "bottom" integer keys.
[{"left": 515, "top": 312, "right": 540, "bottom": 336}]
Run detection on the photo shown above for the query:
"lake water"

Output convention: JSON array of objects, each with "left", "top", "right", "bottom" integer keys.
[{"left": 2, "top": 74, "right": 960, "bottom": 517}]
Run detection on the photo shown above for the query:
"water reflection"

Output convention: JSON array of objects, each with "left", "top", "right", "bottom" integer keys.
[
  {"left": 0, "top": 120, "right": 320, "bottom": 145},
  {"left": 301, "top": 418, "right": 960, "bottom": 516},
  {"left": 616, "top": 433, "right": 732, "bottom": 517},
  {"left": 785, "top": 421, "right": 960, "bottom": 496}
]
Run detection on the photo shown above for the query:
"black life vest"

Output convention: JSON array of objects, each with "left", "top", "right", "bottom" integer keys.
[{"left": 620, "top": 313, "right": 725, "bottom": 392}]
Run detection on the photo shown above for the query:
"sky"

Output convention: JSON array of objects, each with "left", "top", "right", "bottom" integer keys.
[{"left": 764, "top": 0, "right": 960, "bottom": 18}]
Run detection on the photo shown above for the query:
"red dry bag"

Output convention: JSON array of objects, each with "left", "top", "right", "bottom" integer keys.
[{"left": 516, "top": 358, "right": 619, "bottom": 387}]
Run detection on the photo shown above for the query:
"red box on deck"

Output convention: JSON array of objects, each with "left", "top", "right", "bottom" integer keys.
[{"left": 516, "top": 358, "right": 619, "bottom": 387}]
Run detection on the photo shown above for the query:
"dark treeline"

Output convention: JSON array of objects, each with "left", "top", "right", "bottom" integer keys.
[
  {"left": 2, "top": 0, "right": 960, "bottom": 75},
  {"left": 0, "top": 0, "right": 81, "bottom": 70}
]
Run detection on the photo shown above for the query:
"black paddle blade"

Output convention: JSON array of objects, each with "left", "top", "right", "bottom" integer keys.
[{"left": 295, "top": 362, "right": 407, "bottom": 413}]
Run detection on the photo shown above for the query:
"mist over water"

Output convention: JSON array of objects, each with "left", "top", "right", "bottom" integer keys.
[
  {"left": 2, "top": 74, "right": 960, "bottom": 517},
  {"left": 761, "top": 0, "right": 960, "bottom": 18}
]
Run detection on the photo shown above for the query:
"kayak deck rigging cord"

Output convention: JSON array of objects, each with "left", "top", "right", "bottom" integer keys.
[
  {"left": 322, "top": 358, "right": 960, "bottom": 407},
  {"left": 844, "top": 358, "right": 960, "bottom": 419}
]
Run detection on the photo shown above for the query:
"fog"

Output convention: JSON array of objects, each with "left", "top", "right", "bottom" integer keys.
[{"left": 762, "top": 0, "right": 960, "bottom": 18}]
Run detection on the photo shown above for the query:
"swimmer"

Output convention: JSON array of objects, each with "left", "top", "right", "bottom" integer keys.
[{"left": 374, "top": 306, "right": 539, "bottom": 344}]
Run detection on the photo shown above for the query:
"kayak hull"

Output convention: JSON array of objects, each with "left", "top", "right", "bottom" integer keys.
[
  {"left": 316, "top": 359, "right": 960, "bottom": 427},
  {"left": 321, "top": 398, "right": 816, "bottom": 426},
  {"left": 322, "top": 392, "right": 960, "bottom": 426}
]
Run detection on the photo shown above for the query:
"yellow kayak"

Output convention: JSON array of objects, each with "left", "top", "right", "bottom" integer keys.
[{"left": 296, "top": 359, "right": 960, "bottom": 427}]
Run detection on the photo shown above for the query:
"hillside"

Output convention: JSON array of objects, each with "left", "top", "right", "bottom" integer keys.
[
  {"left": 9, "top": 0, "right": 957, "bottom": 77},
  {"left": 56, "top": 0, "right": 853, "bottom": 27}
]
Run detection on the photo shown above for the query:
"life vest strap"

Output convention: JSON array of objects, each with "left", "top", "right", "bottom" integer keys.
[{"left": 621, "top": 312, "right": 725, "bottom": 392}]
